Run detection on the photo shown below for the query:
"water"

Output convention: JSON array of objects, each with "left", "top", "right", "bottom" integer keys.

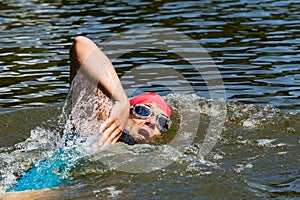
[{"left": 0, "top": 0, "right": 299, "bottom": 199}]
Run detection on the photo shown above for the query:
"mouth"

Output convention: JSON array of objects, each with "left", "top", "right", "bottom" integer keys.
[{"left": 137, "top": 129, "right": 150, "bottom": 140}]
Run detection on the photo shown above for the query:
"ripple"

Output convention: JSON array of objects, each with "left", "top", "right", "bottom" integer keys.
[{"left": 0, "top": 0, "right": 299, "bottom": 112}]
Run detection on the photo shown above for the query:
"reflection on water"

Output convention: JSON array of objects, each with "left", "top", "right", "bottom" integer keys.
[
  {"left": 0, "top": 0, "right": 299, "bottom": 199},
  {"left": 0, "top": 0, "right": 299, "bottom": 111}
]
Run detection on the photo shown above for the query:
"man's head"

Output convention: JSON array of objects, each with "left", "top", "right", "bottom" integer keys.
[{"left": 126, "top": 92, "right": 171, "bottom": 142}]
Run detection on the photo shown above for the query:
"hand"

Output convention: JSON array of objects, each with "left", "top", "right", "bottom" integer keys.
[{"left": 98, "top": 99, "right": 130, "bottom": 150}]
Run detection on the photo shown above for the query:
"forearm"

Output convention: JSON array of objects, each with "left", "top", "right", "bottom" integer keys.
[
  {"left": 70, "top": 36, "right": 130, "bottom": 149},
  {"left": 71, "top": 36, "right": 127, "bottom": 102}
]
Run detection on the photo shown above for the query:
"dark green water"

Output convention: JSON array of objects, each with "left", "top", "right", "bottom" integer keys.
[{"left": 0, "top": 0, "right": 299, "bottom": 199}]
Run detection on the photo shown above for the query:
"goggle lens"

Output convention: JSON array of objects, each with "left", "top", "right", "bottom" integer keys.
[
  {"left": 156, "top": 115, "right": 170, "bottom": 132},
  {"left": 131, "top": 104, "right": 171, "bottom": 132},
  {"left": 131, "top": 104, "right": 152, "bottom": 118}
]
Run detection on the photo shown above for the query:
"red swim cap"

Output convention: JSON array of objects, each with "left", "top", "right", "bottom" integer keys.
[{"left": 129, "top": 92, "right": 171, "bottom": 117}]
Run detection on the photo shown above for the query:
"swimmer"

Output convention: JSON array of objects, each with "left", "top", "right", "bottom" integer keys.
[
  {"left": 5, "top": 36, "right": 172, "bottom": 193},
  {"left": 69, "top": 36, "right": 171, "bottom": 149}
]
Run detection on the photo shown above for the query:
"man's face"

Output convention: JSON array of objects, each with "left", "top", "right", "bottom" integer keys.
[{"left": 128, "top": 104, "right": 169, "bottom": 142}]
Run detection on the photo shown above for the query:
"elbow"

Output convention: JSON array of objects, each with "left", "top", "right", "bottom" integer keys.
[{"left": 73, "top": 36, "right": 96, "bottom": 49}]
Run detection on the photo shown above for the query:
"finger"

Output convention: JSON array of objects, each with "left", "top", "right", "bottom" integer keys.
[
  {"left": 98, "top": 129, "right": 121, "bottom": 150},
  {"left": 99, "top": 117, "right": 114, "bottom": 132},
  {"left": 104, "top": 123, "right": 123, "bottom": 144},
  {"left": 99, "top": 125, "right": 124, "bottom": 149},
  {"left": 98, "top": 122, "right": 118, "bottom": 148},
  {"left": 101, "top": 129, "right": 121, "bottom": 148},
  {"left": 110, "top": 129, "right": 123, "bottom": 144}
]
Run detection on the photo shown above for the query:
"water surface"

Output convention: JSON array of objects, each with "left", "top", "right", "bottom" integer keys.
[{"left": 0, "top": 0, "right": 299, "bottom": 199}]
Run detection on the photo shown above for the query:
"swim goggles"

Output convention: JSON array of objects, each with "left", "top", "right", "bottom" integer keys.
[{"left": 130, "top": 104, "right": 171, "bottom": 132}]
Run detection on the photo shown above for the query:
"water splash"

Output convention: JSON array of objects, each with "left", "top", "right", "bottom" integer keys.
[{"left": 0, "top": 93, "right": 299, "bottom": 197}]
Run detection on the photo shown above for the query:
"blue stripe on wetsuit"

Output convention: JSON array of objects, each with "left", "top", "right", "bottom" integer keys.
[
  {"left": 7, "top": 130, "right": 136, "bottom": 192},
  {"left": 7, "top": 147, "right": 83, "bottom": 192}
]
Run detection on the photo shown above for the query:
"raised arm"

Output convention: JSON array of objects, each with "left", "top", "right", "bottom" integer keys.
[{"left": 69, "top": 36, "right": 130, "bottom": 149}]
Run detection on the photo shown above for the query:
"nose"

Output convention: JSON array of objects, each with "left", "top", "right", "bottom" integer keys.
[{"left": 144, "top": 116, "right": 156, "bottom": 129}]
